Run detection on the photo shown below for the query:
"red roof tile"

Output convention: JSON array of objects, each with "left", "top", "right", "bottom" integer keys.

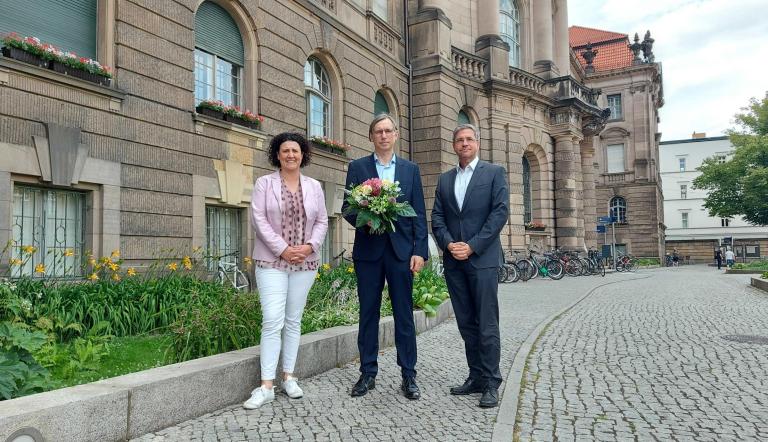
[{"left": 569, "top": 26, "right": 633, "bottom": 72}]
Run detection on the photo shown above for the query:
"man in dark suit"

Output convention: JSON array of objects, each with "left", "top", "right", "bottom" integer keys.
[
  {"left": 342, "top": 113, "right": 429, "bottom": 400},
  {"left": 431, "top": 123, "right": 509, "bottom": 408}
]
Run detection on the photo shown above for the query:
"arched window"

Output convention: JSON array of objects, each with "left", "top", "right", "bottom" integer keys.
[
  {"left": 374, "top": 91, "right": 389, "bottom": 116},
  {"left": 523, "top": 157, "right": 532, "bottom": 224},
  {"left": 194, "top": 1, "right": 244, "bottom": 106},
  {"left": 610, "top": 196, "right": 627, "bottom": 224},
  {"left": 305, "top": 58, "right": 331, "bottom": 137},
  {"left": 458, "top": 109, "right": 470, "bottom": 125},
  {"left": 500, "top": 0, "right": 521, "bottom": 68}
]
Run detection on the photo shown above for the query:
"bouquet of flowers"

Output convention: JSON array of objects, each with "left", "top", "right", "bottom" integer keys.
[{"left": 343, "top": 178, "right": 416, "bottom": 234}]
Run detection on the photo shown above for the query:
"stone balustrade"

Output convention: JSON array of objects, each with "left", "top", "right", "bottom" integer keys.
[
  {"left": 604, "top": 171, "right": 635, "bottom": 184},
  {"left": 509, "top": 66, "right": 546, "bottom": 94},
  {"left": 547, "top": 76, "right": 600, "bottom": 106},
  {"left": 451, "top": 47, "right": 487, "bottom": 81}
]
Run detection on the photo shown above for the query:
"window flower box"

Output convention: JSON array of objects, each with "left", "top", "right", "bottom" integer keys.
[
  {"left": 310, "top": 137, "right": 350, "bottom": 157},
  {"left": 525, "top": 221, "right": 546, "bottom": 231},
  {"left": 1, "top": 33, "right": 113, "bottom": 86},
  {"left": 196, "top": 99, "right": 263, "bottom": 130}
]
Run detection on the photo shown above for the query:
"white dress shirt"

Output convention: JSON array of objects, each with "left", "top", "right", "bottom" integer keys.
[
  {"left": 374, "top": 153, "right": 396, "bottom": 182},
  {"left": 454, "top": 156, "right": 479, "bottom": 210}
]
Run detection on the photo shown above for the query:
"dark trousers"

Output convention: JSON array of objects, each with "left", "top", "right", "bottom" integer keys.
[
  {"left": 716, "top": 258, "right": 722, "bottom": 269},
  {"left": 354, "top": 240, "right": 417, "bottom": 378},
  {"left": 445, "top": 261, "right": 502, "bottom": 388}
]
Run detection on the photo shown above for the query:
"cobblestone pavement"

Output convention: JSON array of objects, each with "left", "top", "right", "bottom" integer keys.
[
  {"left": 516, "top": 266, "right": 768, "bottom": 442},
  {"left": 133, "top": 271, "right": 631, "bottom": 441}
]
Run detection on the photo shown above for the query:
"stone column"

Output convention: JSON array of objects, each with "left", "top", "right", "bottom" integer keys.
[
  {"left": 475, "top": 0, "right": 509, "bottom": 81},
  {"left": 553, "top": 0, "right": 570, "bottom": 77},
  {"left": 410, "top": 0, "right": 453, "bottom": 70},
  {"left": 581, "top": 138, "right": 598, "bottom": 249},
  {"left": 533, "top": 0, "right": 555, "bottom": 78},
  {"left": 418, "top": 0, "right": 445, "bottom": 9},
  {"left": 554, "top": 134, "right": 581, "bottom": 250}
]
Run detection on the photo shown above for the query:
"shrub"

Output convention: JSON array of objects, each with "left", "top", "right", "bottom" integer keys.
[
  {"left": 0, "top": 321, "right": 53, "bottom": 399},
  {"left": 761, "top": 271, "right": 768, "bottom": 279},
  {"left": 412, "top": 267, "right": 450, "bottom": 317}
]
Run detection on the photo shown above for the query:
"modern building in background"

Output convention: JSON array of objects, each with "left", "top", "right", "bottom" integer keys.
[
  {"left": 660, "top": 134, "right": 768, "bottom": 262},
  {"left": 1, "top": 0, "right": 669, "bottom": 278},
  {"left": 570, "top": 26, "right": 665, "bottom": 258}
]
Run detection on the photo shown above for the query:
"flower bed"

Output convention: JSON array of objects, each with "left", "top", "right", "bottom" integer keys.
[
  {"left": 1, "top": 33, "right": 112, "bottom": 86},
  {"left": 195, "top": 99, "right": 263, "bottom": 130},
  {"left": 310, "top": 136, "right": 350, "bottom": 156},
  {"left": 525, "top": 221, "right": 546, "bottom": 231}
]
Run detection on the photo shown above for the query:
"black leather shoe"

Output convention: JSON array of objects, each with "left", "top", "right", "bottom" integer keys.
[
  {"left": 450, "top": 378, "right": 486, "bottom": 395},
  {"left": 351, "top": 375, "right": 376, "bottom": 397},
  {"left": 401, "top": 376, "right": 421, "bottom": 400},
  {"left": 479, "top": 386, "right": 499, "bottom": 408}
]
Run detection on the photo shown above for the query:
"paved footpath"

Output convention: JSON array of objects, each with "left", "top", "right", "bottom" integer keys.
[
  {"left": 132, "top": 267, "right": 766, "bottom": 441},
  {"left": 516, "top": 266, "right": 768, "bottom": 442}
]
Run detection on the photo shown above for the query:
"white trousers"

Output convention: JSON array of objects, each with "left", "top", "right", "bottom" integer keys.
[{"left": 254, "top": 267, "right": 317, "bottom": 380}]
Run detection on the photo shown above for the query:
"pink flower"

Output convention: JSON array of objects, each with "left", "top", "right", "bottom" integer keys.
[{"left": 360, "top": 200, "right": 369, "bottom": 207}]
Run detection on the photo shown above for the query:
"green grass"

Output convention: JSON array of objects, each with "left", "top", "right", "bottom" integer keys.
[
  {"left": 54, "top": 334, "right": 170, "bottom": 388},
  {"left": 732, "top": 260, "right": 768, "bottom": 270}
]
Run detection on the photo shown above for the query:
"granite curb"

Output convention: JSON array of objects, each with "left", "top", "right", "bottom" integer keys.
[
  {"left": 0, "top": 301, "right": 454, "bottom": 442},
  {"left": 751, "top": 276, "right": 768, "bottom": 292},
  {"left": 491, "top": 274, "right": 651, "bottom": 442}
]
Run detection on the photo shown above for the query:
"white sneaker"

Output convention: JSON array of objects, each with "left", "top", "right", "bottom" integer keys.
[
  {"left": 243, "top": 386, "right": 275, "bottom": 409},
  {"left": 283, "top": 377, "right": 304, "bottom": 399}
]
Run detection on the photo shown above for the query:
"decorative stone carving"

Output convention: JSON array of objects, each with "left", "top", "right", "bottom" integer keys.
[
  {"left": 215, "top": 160, "right": 246, "bottom": 205},
  {"left": 628, "top": 33, "right": 643, "bottom": 65},
  {"left": 641, "top": 30, "right": 655, "bottom": 63},
  {"left": 581, "top": 42, "right": 598, "bottom": 74},
  {"left": 34, "top": 123, "right": 89, "bottom": 186}
]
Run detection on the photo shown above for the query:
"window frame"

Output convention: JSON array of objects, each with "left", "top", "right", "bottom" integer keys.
[
  {"left": 522, "top": 156, "right": 532, "bottom": 224},
  {"left": 194, "top": 48, "right": 242, "bottom": 107},
  {"left": 678, "top": 157, "right": 687, "bottom": 172},
  {"left": 371, "top": 0, "right": 388, "bottom": 21},
  {"left": 11, "top": 185, "right": 86, "bottom": 279},
  {"left": 606, "top": 143, "right": 625, "bottom": 174},
  {"left": 607, "top": 94, "right": 623, "bottom": 120},
  {"left": 205, "top": 205, "right": 244, "bottom": 272},
  {"left": 609, "top": 196, "right": 627, "bottom": 224},
  {"left": 305, "top": 57, "right": 332, "bottom": 138},
  {"left": 499, "top": 0, "right": 521, "bottom": 68},
  {"left": 681, "top": 212, "right": 689, "bottom": 228},
  {"left": 680, "top": 184, "right": 687, "bottom": 199}
]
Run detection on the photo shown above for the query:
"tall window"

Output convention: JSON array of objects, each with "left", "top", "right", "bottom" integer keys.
[
  {"left": 607, "top": 94, "right": 622, "bottom": 120},
  {"left": 11, "top": 186, "right": 85, "bottom": 278},
  {"left": 305, "top": 58, "right": 331, "bottom": 138},
  {"left": 680, "top": 184, "right": 687, "bottom": 199},
  {"left": 500, "top": 0, "right": 520, "bottom": 67},
  {"left": 194, "top": 1, "right": 244, "bottom": 106},
  {"left": 374, "top": 91, "right": 389, "bottom": 116},
  {"left": 372, "top": 0, "right": 388, "bottom": 20},
  {"left": 609, "top": 196, "right": 627, "bottom": 224},
  {"left": 606, "top": 144, "right": 625, "bottom": 173},
  {"left": 458, "top": 109, "right": 470, "bottom": 125},
  {"left": 721, "top": 218, "right": 730, "bottom": 227},
  {"left": 522, "top": 157, "right": 532, "bottom": 224},
  {"left": 206, "top": 206, "right": 242, "bottom": 270},
  {"left": 681, "top": 212, "right": 689, "bottom": 228},
  {"left": 678, "top": 157, "right": 687, "bottom": 172}
]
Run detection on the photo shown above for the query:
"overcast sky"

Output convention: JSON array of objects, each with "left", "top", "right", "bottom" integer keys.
[{"left": 569, "top": 0, "right": 768, "bottom": 141}]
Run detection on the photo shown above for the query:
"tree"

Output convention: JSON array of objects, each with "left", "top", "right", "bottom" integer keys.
[{"left": 693, "top": 93, "right": 768, "bottom": 225}]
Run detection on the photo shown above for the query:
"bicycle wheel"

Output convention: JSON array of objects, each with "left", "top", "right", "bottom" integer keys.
[
  {"left": 214, "top": 270, "right": 227, "bottom": 285},
  {"left": 546, "top": 260, "right": 564, "bottom": 280},
  {"left": 624, "top": 261, "right": 636, "bottom": 272},
  {"left": 516, "top": 259, "right": 534, "bottom": 281},
  {"left": 235, "top": 270, "right": 250, "bottom": 292},
  {"left": 506, "top": 263, "right": 520, "bottom": 283},
  {"left": 564, "top": 260, "right": 581, "bottom": 277},
  {"left": 497, "top": 266, "right": 508, "bottom": 283}
]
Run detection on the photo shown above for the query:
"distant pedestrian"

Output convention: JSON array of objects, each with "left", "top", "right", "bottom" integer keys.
[
  {"left": 672, "top": 249, "right": 680, "bottom": 267},
  {"left": 714, "top": 249, "right": 722, "bottom": 270},
  {"left": 725, "top": 249, "right": 735, "bottom": 268}
]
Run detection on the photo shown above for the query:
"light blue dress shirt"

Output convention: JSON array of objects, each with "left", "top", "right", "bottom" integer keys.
[{"left": 374, "top": 153, "right": 397, "bottom": 182}]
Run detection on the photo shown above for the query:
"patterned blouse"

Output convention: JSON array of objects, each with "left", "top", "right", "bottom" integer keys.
[{"left": 255, "top": 178, "right": 318, "bottom": 272}]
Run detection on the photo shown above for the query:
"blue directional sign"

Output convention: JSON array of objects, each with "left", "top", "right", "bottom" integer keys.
[
  {"left": 596, "top": 225, "right": 606, "bottom": 233},
  {"left": 598, "top": 216, "right": 614, "bottom": 224}
]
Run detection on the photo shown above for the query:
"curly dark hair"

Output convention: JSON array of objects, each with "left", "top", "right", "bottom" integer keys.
[{"left": 267, "top": 132, "right": 312, "bottom": 168}]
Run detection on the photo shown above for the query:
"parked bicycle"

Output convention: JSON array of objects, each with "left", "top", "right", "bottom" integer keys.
[
  {"left": 213, "top": 251, "right": 250, "bottom": 292},
  {"left": 333, "top": 248, "right": 354, "bottom": 268}
]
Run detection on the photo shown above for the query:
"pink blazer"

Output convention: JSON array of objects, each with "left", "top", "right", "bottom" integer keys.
[{"left": 250, "top": 171, "right": 329, "bottom": 262}]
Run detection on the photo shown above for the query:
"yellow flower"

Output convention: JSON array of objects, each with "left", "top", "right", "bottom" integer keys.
[
  {"left": 9, "top": 258, "right": 22, "bottom": 267},
  {"left": 22, "top": 245, "right": 37, "bottom": 254},
  {"left": 346, "top": 266, "right": 354, "bottom": 273},
  {"left": 111, "top": 249, "right": 120, "bottom": 258},
  {"left": 88, "top": 273, "right": 99, "bottom": 281},
  {"left": 100, "top": 256, "right": 111, "bottom": 264},
  {"left": 127, "top": 267, "right": 137, "bottom": 277},
  {"left": 63, "top": 249, "right": 74, "bottom": 257},
  {"left": 322, "top": 263, "right": 331, "bottom": 271},
  {"left": 167, "top": 262, "right": 178, "bottom": 271},
  {"left": 315, "top": 273, "right": 321, "bottom": 280},
  {"left": 107, "top": 262, "right": 119, "bottom": 272},
  {"left": 244, "top": 257, "right": 253, "bottom": 268},
  {"left": 111, "top": 273, "right": 121, "bottom": 282},
  {"left": 88, "top": 257, "right": 97, "bottom": 266},
  {"left": 182, "top": 256, "right": 193, "bottom": 270},
  {"left": 34, "top": 263, "right": 45, "bottom": 274},
  {"left": 94, "top": 264, "right": 102, "bottom": 271}
]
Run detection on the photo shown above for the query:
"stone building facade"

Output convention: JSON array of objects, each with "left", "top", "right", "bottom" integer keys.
[
  {"left": 1, "top": 0, "right": 614, "bottom": 278},
  {"left": 570, "top": 26, "right": 665, "bottom": 258}
]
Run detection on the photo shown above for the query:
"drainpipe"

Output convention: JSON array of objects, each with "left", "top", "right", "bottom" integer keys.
[{"left": 403, "top": 0, "right": 414, "bottom": 161}]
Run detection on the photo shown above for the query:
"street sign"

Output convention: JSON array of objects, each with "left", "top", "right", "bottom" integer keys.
[
  {"left": 598, "top": 215, "right": 613, "bottom": 224},
  {"left": 722, "top": 236, "right": 733, "bottom": 245},
  {"left": 596, "top": 225, "right": 606, "bottom": 233}
]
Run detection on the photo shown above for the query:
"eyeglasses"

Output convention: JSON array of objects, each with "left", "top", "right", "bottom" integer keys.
[
  {"left": 373, "top": 128, "right": 396, "bottom": 136},
  {"left": 454, "top": 137, "right": 477, "bottom": 143}
]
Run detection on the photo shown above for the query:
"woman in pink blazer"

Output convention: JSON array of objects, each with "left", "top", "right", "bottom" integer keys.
[{"left": 244, "top": 132, "right": 328, "bottom": 409}]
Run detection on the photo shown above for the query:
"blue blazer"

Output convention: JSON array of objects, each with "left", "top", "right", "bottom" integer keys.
[
  {"left": 431, "top": 160, "right": 509, "bottom": 269},
  {"left": 342, "top": 154, "right": 429, "bottom": 262}
]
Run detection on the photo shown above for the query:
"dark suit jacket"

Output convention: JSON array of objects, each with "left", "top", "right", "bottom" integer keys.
[
  {"left": 342, "top": 154, "right": 429, "bottom": 262},
  {"left": 431, "top": 160, "right": 509, "bottom": 269}
]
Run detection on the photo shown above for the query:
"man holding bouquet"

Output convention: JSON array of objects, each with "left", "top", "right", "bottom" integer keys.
[{"left": 342, "top": 113, "right": 429, "bottom": 400}]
